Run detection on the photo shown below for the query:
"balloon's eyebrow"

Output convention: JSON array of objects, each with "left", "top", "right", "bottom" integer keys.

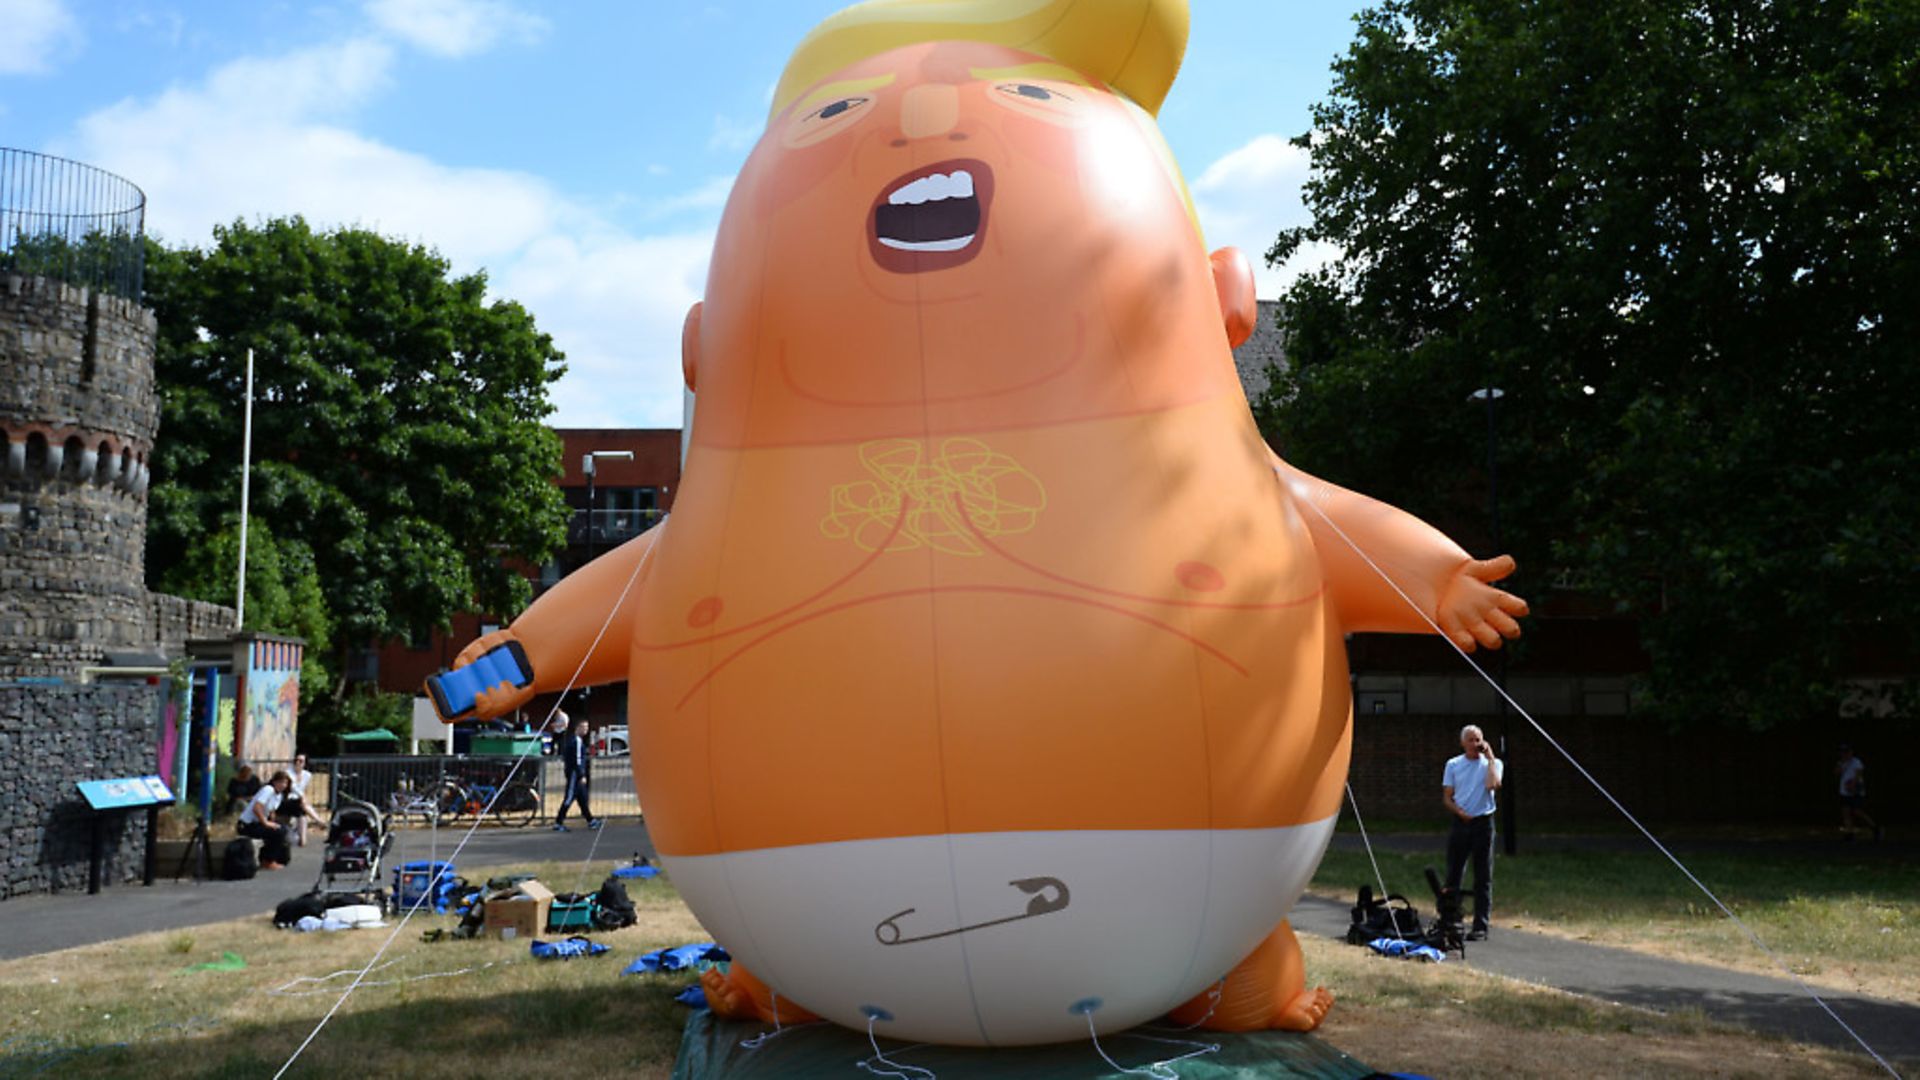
[{"left": 793, "top": 73, "right": 898, "bottom": 117}]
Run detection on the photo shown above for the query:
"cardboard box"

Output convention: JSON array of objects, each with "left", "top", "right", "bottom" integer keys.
[{"left": 484, "top": 879, "right": 553, "bottom": 940}]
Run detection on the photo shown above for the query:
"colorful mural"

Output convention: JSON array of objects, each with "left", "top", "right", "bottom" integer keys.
[
  {"left": 156, "top": 697, "right": 180, "bottom": 788},
  {"left": 239, "top": 637, "right": 303, "bottom": 764}
]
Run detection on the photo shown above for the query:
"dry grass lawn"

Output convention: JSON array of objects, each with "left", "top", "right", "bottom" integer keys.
[
  {"left": 0, "top": 860, "right": 703, "bottom": 1079},
  {"left": 1, "top": 854, "right": 1907, "bottom": 1078}
]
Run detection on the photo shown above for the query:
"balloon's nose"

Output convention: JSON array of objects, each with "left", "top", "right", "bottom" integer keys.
[{"left": 900, "top": 83, "right": 959, "bottom": 139}]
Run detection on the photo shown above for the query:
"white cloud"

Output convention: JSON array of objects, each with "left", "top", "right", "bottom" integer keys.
[
  {"left": 363, "top": 0, "right": 547, "bottom": 58},
  {"left": 0, "top": 0, "right": 83, "bottom": 75},
  {"left": 1191, "top": 133, "right": 1340, "bottom": 299},
  {"left": 57, "top": 37, "right": 708, "bottom": 429},
  {"left": 497, "top": 231, "right": 712, "bottom": 428}
]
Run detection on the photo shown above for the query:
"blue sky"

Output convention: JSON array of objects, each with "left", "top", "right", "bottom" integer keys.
[{"left": 1, "top": 0, "right": 1366, "bottom": 427}]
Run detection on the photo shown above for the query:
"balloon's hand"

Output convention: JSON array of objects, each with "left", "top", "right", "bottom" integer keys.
[
  {"left": 447, "top": 629, "right": 535, "bottom": 720},
  {"left": 1435, "top": 556, "right": 1529, "bottom": 652}
]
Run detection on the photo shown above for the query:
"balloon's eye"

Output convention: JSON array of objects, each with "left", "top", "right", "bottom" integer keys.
[
  {"left": 814, "top": 97, "right": 865, "bottom": 120},
  {"left": 786, "top": 95, "right": 875, "bottom": 148},
  {"left": 988, "top": 81, "right": 1082, "bottom": 126},
  {"left": 1000, "top": 83, "right": 1066, "bottom": 102}
]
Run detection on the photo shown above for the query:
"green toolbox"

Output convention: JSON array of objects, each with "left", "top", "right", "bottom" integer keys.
[{"left": 547, "top": 893, "right": 597, "bottom": 932}]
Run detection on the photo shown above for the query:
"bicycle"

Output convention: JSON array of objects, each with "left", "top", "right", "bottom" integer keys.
[
  {"left": 335, "top": 770, "right": 463, "bottom": 827},
  {"left": 387, "top": 775, "right": 464, "bottom": 826},
  {"left": 442, "top": 767, "right": 542, "bottom": 828}
]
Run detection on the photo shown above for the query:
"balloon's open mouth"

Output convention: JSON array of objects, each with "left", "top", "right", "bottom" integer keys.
[{"left": 870, "top": 159, "right": 993, "bottom": 273}]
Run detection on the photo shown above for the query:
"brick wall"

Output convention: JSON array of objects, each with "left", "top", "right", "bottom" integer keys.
[{"left": 1348, "top": 714, "right": 1913, "bottom": 827}]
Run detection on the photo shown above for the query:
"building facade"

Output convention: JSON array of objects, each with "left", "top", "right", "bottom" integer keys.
[{"left": 374, "top": 427, "right": 681, "bottom": 728}]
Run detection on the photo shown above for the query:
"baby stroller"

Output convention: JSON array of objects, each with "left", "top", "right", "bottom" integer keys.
[{"left": 313, "top": 793, "right": 393, "bottom": 910}]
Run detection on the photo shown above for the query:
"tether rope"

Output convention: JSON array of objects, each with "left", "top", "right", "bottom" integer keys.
[
  {"left": 1292, "top": 480, "right": 1900, "bottom": 1078},
  {"left": 858, "top": 1013, "right": 937, "bottom": 1079},
  {"left": 266, "top": 954, "right": 519, "bottom": 997},
  {"left": 1080, "top": 1009, "right": 1218, "bottom": 1079},
  {"left": 1343, "top": 782, "right": 1403, "bottom": 939},
  {"left": 272, "top": 531, "right": 660, "bottom": 1078}
]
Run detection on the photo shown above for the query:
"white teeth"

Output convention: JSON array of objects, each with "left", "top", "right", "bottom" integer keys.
[
  {"left": 877, "top": 235, "right": 975, "bottom": 252},
  {"left": 887, "top": 169, "right": 976, "bottom": 206}
]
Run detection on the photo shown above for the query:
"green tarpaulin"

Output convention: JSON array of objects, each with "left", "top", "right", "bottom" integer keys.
[{"left": 672, "top": 1010, "right": 1376, "bottom": 1079}]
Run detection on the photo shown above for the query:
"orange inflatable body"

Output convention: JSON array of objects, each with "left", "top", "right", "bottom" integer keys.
[{"left": 445, "top": 0, "right": 1524, "bottom": 1046}]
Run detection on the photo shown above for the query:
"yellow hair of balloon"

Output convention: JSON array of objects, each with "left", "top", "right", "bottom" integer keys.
[
  {"left": 771, "top": 0, "right": 1190, "bottom": 119},
  {"left": 773, "top": 0, "right": 1203, "bottom": 241}
]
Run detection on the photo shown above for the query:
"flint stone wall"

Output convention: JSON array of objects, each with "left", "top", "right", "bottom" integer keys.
[
  {"left": 0, "top": 274, "right": 159, "bottom": 438},
  {"left": 0, "top": 273, "right": 161, "bottom": 679},
  {"left": 0, "top": 682, "right": 168, "bottom": 899},
  {"left": 149, "top": 593, "right": 238, "bottom": 657}
]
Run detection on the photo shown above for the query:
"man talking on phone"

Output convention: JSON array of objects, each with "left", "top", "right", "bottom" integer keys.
[{"left": 1442, "top": 724, "right": 1504, "bottom": 940}]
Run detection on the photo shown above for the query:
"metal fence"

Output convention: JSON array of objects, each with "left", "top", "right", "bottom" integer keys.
[
  {"left": 307, "top": 754, "right": 640, "bottom": 827},
  {"left": 544, "top": 756, "right": 642, "bottom": 820},
  {"left": 0, "top": 148, "right": 147, "bottom": 301},
  {"left": 567, "top": 507, "right": 665, "bottom": 547}
]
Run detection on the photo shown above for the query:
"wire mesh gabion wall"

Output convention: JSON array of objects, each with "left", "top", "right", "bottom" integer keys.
[{"left": 0, "top": 148, "right": 147, "bottom": 301}]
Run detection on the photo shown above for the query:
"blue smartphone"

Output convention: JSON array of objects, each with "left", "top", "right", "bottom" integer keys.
[{"left": 426, "top": 640, "right": 534, "bottom": 721}]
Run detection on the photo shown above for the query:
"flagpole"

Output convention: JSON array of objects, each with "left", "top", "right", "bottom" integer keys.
[{"left": 235, "top": 348, "right": 254, "bottom": 629}]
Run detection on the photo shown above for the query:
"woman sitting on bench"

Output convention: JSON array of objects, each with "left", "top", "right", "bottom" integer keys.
[{"left": 239, "top": 770, "right": 295, "bottom": 871}]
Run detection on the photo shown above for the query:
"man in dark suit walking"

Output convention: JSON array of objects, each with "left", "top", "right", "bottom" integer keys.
[{"left": 553, "top": 712, "right": 601, "bottom": 832}]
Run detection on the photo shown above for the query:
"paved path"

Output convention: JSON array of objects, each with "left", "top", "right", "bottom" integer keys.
[
  {"left": 2, "top": 825, "right": 1913, "bottom": 1070},
  {"left": 0, "top": 820, "right": 657, "bottom": 961},
  {"left": 1291, "top": 895, "right": 1917, "bottom": 1065}
]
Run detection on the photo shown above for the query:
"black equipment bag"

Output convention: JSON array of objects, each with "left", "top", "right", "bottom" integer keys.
[
  {"left": 1423, "top": 866, "right": 1468, "bottom": 955},
  {"left": 274, "top": 891, "right": 329, "bottom": 928},
  {"left": 1345, "top": 884, "right": 1423, "bottom": 944},
  {"left": 223, "top": 837, "right": 259, "bottom": 881},
  {"left": 592, "top": 875, "right": 637, "bottom": 930}
]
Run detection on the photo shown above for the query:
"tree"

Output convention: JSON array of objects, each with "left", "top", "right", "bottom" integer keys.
[
  {"left": 1263, "top": 0, "right": 1920, "bottom": 728},
  {"left": 144, "top": 218, "right": 571, "bottom": 694}
]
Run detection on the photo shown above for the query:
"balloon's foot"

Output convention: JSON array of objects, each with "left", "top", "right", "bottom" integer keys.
[
  {"left": 1168, "top": 919, "right": 1334, "bottom": 1033},
  {"left": 1273, "top": 985, "right": 1334, "bottom": 1032},
  {"left": 699, "top": 964, "right": 820, "bottom": 1026}
]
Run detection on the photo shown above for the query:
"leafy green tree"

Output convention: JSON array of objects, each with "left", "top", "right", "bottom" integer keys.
[
  {"left": 157, "top": 518, "right": 336, "bottom": 717},
  {"left": 144, "top": 218, "right": 570, "bottom": 696},
  {"left": 1264, "top": 0, "right": 1920, "bottom": 727},
  {"left": 0, "top": 227, "right": 143, "bottom": 298}
]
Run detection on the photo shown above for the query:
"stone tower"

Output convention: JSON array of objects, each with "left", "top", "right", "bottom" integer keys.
[{"left": 0, "top": 150, "right": 158, "bottom": 677}]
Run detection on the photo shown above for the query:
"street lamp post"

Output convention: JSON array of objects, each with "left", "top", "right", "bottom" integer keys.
[
  {"left": 1468, "top": 387, "right": 1517, "bottom": 857},
  {"left": 578, "top": 450, "right": 634, "bottom": 724},
  {"left": 581, "top": 449, "right": 635, "bottom": 566}
]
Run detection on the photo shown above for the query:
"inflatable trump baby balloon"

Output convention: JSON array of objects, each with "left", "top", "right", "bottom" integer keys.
[{"left": 432, "top": 0, "right": 1526, "bottom": 1047}]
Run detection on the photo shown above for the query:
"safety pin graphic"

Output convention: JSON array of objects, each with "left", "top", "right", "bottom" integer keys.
[{"left": 875, "top": 876, "right": 1071, "bottom": 946}]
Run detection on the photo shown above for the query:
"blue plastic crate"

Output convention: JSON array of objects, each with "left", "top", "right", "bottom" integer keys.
[{"left": 393, "top": 860, "right": 458, "bottom": 913}]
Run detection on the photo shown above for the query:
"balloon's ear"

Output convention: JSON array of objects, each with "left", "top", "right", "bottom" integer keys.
[
  {"left": 1209, "top": 247, "right": 1258, "bottom": 348},
  {"left": 681, "top": 301, "right": 703, "bottom": 392}
]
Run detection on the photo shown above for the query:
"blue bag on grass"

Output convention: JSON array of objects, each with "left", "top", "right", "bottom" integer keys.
[
  {"left": 622, "top": 942, "right": 729, "bottom": 975},
  {"left": 1367, "top": 937, "right": 1446, "bottom": 963},
  {"left": 530, "top": 936, "right": 610, "bottom": 960}
]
